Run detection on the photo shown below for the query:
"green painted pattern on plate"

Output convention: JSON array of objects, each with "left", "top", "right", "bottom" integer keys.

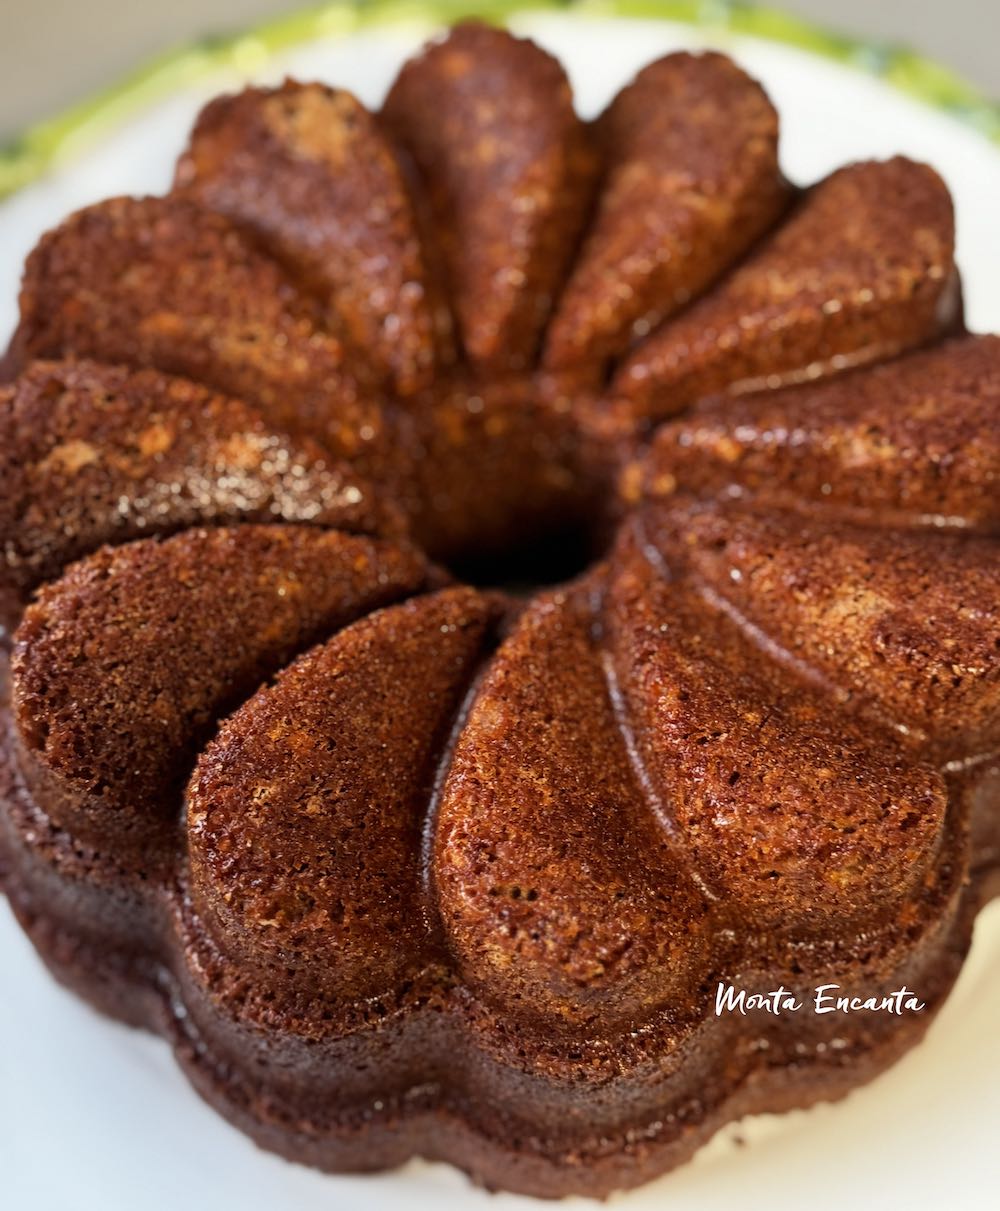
[{"left": 2, "top": 0, "right": 999, "bottom": 199}]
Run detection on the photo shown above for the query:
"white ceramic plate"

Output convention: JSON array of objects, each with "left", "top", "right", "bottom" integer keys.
[{"left": 2, "top": 10, "right": 999, "bottom": 1209}]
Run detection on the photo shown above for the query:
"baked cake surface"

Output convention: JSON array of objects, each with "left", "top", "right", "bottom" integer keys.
[{"left": 0, "top": 22, "right": 998, "bottom": 1199}]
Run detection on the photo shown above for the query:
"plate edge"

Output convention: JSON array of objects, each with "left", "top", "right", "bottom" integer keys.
[{"left": 2, "top": 0, "right": 999, "bottom": 200}]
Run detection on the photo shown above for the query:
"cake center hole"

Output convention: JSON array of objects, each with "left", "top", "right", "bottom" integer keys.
[{"left": 447, "top": 520, "right": 595, "bottom": 594}]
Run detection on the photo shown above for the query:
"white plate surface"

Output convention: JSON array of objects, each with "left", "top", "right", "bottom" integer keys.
[{"left": 1, "top": 11, "right": 999, "bottom": 1210}]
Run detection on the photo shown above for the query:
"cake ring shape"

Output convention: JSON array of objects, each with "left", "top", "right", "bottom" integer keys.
[{"left": 0, "top": 21, "right": 998, "bottom": 1200}]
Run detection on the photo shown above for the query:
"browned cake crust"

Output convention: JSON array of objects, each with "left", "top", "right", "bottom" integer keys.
[
  {"left": 629, "top": 333, "right": 1000, "bottom": 531},
  {"left": 611, "top": 156, "right": 960, "bottom": 424},
  {"left": 0, "top": 359, "right": 406, "bottom": 632},
  {"left": 544, "top": 51, "right": 790, "bottom": 378},
  {"left": 174, "top": 80, "right": 438, "bottom": 398},
  {"left": 9, "top": 194, "right": 379, "bottom": 440},
  {"left": 1, "top": 22, "right": 998, "bottom": 1201},
  {"left": 383, "top": 23, "right": 597, "bottom": 373}
]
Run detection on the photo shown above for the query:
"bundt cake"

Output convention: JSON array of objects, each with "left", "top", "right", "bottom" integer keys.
[{"left": 0, "top": 21, "right": 997, "bottom": 1199}]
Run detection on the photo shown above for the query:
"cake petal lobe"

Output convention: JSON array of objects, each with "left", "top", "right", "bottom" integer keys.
[
  {"left": 9, "top": 196, "right": 384, "bottom": 459},
  {"left": 434, "top": 586, "right": 712, "bottom": 1027},
  {"left": 175, "top": 81, "right": 436, "bottom": 398},
  {"left": 383, "top": 23, "right": 595, "bottom": 371},
  {"left": 0, "top": 359, "right": 404, "bottom": 632},
  {"left": 545, "top": 52, "right": 788, "bottom": 376},
  {"left": 636, "top": 333, "right": 1000, "bottom": 532},
  {"left": 661, "top": 499, "right": 1000, "bottom": 765},
  {"left": 187, "top": 587, "right": 499, "bottom": 999},
  {"left": 613, "top": 158, "right": 958, "bottom": 422},
  {"left": 11, "top": 526, "right": 429, "bottom": 861},
  {"left": 606, "top": 514, "right": 948, "bottom": 936}
]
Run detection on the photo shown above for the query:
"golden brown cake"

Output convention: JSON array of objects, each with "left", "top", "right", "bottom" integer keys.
[{"left": 0, "top": 22, "right": 997, "bottom": 1200}]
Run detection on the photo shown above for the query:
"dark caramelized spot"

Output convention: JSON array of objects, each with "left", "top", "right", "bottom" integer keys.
[
  {"left": 384, "top": 22, "right": 596, "bottom": 371},
  {"left": 175, "top": 80, "right": 436, "bottom": 398},
  {"left": 613, "top": 158, "right": 958, "bottom": 422},
  {"left": 188, "top": 587, "right": 499, "bottom": 998},
  {"left": 0, "top": 359, "right": 404, "bottom": 631},
  {"left": 12, "top": 526, "right": 429, "bottom": 858},
  {"left": 546, "top": 51, "right": 789, "bottom": 377}
]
